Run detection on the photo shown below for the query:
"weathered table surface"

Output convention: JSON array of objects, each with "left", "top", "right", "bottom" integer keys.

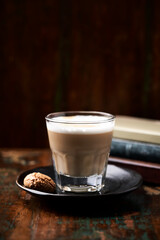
[{"left": 0, "top": 149, "right": 160, "bottom": 240}]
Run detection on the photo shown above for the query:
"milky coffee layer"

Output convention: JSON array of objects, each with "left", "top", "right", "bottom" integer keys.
[{"left": 46, "top": 115, "right": 114, "bottom": 177}]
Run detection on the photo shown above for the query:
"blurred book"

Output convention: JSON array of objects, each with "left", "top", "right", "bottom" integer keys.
[
  {"left": 111, "top": 116, "right": 160, "bottom": 163},
  {"left": 113, "top": 116, "right": 160, "bottom": 144},
  {"left": 111, "top": 138, "right": 160, "bottom": 163}
]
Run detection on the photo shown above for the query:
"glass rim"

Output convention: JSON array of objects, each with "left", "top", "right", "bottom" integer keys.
[{"left": 45, "top": 111, "right": 115, "bottom": 124}]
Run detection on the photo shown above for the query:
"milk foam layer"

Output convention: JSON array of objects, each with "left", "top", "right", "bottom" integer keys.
[{"left": 47, "top": 115, "right": 114, "bottom": 134}]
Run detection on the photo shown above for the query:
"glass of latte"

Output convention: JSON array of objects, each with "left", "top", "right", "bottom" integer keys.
[{"left": 45, "top": 111, "right": 115, "bottom": 193}]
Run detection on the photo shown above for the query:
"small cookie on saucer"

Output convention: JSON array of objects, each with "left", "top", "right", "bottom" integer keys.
[{"left": 24, "top": 172, "right": 56, "bottom": 193}]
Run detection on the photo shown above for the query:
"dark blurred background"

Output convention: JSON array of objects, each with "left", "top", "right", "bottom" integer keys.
[{"left": 1, "top": 0, "right": 160, "bottom": 148}]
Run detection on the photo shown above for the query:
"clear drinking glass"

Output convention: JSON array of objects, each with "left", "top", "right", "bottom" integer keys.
[{"left": 45, "top": 111, "right": 115, "bottom": 193}]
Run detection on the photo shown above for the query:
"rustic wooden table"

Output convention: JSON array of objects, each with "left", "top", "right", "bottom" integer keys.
[{"left": 0, "top": 149, "right": 160, "bottom": 240}]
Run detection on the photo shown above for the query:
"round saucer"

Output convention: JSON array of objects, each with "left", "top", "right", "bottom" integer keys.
[{"left": 16, "top": 165, "right": 142, "bottom": 199}]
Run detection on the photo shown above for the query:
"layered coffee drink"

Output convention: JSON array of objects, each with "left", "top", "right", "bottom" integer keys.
[{"left": 46, "top": 112, "right": 115, "bottom": 192}]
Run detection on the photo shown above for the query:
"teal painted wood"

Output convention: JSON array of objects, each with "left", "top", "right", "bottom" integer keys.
[{"left": 0, "top": 149, "right": 160, "bottom": 240}]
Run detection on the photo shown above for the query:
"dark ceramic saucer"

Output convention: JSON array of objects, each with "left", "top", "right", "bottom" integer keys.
[{"left": 16, "top": 165, "right": 142, "bottom": 199}]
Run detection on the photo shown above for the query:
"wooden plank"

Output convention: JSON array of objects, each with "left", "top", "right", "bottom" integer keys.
[
  {"left": 0, "top": 149, "right": 160, "bottom": 240},
  {"left": 1, "top": 0, "right": 160, "bottom": 148}
]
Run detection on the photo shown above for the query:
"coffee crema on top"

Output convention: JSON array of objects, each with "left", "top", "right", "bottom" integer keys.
[{"left": 46, "top": 115, "right": 114, "bottom": 134}]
